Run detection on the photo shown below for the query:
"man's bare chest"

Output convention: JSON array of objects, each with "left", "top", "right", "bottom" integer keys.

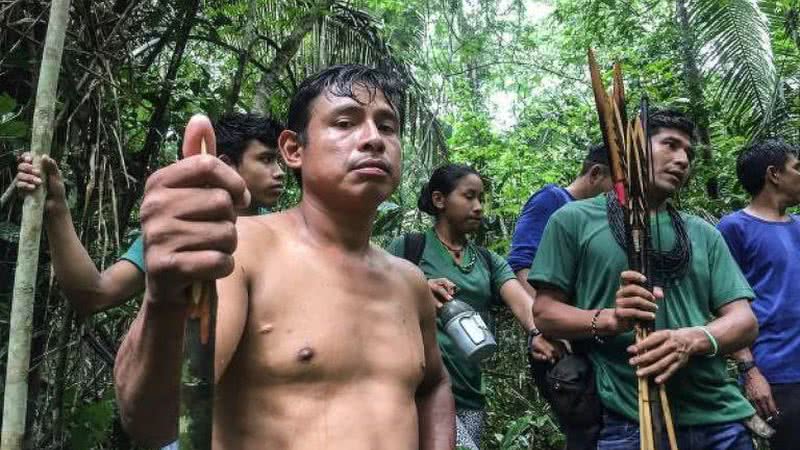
[{"left": 233, "top": 257, "right": 426, "bottom": 387}]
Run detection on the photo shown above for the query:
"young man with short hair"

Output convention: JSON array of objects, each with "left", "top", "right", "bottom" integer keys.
[
  {"left": 14, "top": 113, "right": 285, "bottom": 317},
  {"left": 530, "top": 109, "right": 759, "bottom": 450},
  {"left": 508, "top": 144, "right": 612, "bottom": 450},
  {"left": 114, "top": 65, "right": 455, "bottom": 449},
  {"left": 508, "top": 143, "right": 612, "bottom": 286},
  {"left": 718, "top": 139, "right": 800, "bottom": 450}
]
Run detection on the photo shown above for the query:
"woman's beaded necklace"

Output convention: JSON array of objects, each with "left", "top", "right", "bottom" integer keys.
[{"left": 434, "top": 230, "right": 476, "bottom": 273}]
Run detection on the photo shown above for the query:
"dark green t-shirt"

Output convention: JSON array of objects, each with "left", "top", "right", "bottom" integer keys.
[
  {"left": 388, "top": 229, "right": 516, "bottom": 409},
  {"left": 528, "top": 195, "right": 755, "bottom": 426}
]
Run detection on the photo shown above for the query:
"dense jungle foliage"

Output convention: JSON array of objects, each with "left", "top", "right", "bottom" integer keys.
[{"left": 2, "top": 0, "right": 799, "bottom": 448}]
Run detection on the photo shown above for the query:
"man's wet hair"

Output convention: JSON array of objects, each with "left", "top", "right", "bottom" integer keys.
[
  {"left": 647, "top": 108, "right": 697, "bottom": 161},
  {"left": 579, "top": 143, "right": 609, "bottom": 176},
  {"left": 214, "top": 113, "right": 285, "bottom": 165},
  {"left": 737, "top": 138, "right": 799, "bottom": 196},
  {"left": 418, "top": 163, "right": 481, "bottom": 217},
  {"left": 287, "top": 64, "right": 406, "bottom": 143}
]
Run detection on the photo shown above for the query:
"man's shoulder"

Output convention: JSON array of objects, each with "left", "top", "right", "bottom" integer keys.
[
  {"left": 233, "top": 210, "right": 296, "bottom": 260},
  {"left": 717, "top": 210, "right": 747, "bottom": 229},
  {"left": 526, "top": 184, "right": 568, "bottom": 205},
  {"left": 380, "top": 246, "right": 427, "bottom": 282},
  {"left": 680, "top": 210, "right": 720, "bottom": 234},
  {"left": 550, "top": 193, "right": 604, "bottom": 220}
]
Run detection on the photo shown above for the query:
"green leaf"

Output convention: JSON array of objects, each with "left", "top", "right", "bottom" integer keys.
[
  {"left": 67, "top": 394, "right": 115, "bottom": 450},
  {"left": 0, "top": 93, "right": 16, "bottom": 114},
  {"left": 0, "top": 120, "right": 29, "bottom": 139}
]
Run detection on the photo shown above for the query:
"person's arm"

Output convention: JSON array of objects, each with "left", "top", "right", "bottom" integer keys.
[
  {"left": 499, "top": 279, "right": 534, "bottom": 332},
  {"left": 412, "top": 268, "right": 455, "bottom": 450},
  {"left": 114, "top": 299, "right": 188, "bottom": 446},
  {"left": 533, "top": 270, "right": 660, "bottom": 340},
  {"left": 631, "top": 299, "right": 757, "bottom": 384},
  {"left": 732, "top": 347, "right": 778, "bottom": 419},
  {"left": 514, "top": 268, "right": 536, "bottom": 299},
  {"left": 501, "top": 278, "right": 566, "bottom": 363},
  {"left": 507, "top": 189, "right": 558, "bottom": 274},
  {"left": 16, "top": 153, "right": 143, "bottom": 317},
  {"left": 114, "top": 125, "right": 249, "bottom": 447}
]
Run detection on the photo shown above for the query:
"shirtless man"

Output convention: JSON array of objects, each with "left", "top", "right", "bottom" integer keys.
[{"left": 114, "top": 64, "right": 456, "bottom": 449}]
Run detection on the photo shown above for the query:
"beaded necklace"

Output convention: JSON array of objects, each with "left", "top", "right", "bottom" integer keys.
[{"left": 434, "top": 230, "right": 476, "bottom": 273}]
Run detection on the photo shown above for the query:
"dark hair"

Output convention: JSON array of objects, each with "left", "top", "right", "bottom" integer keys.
[
  {"left": 579, "top": 143, "right": 609, "bottom": 175},
  {"left": 214, "top": 113, "right": 285, "bottom": 165},
  {"left": 647, "top": 108, "right": 697, "bottom": 160},
  {"left": 287, "top": 64, "right": 406, "bottom": 142},
  {"left": 737, "top": 138, "right": 799, "bottom": 196},
  {"left": 417, "top": 163, "right": 481, "bottom": 216}
]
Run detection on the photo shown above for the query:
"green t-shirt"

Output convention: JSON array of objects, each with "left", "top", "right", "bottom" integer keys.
[
  {"left": 120, "top": 234, "right": 145, "bottom": 272},
  {"left": 528, "top": 195, "right": 755, "bottom": 426},
  {"left": 388, "top": 229, "right": 516, "bottom": 410},
  {"left": 119, "top": 207, "right": 272, "bottom": 274}
]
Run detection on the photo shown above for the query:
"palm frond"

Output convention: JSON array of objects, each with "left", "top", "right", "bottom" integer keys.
[{"left": 689, "top": 0, "right": 780, "bottom": 137}]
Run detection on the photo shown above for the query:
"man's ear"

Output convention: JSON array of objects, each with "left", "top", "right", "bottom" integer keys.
[
  {"left": 279, "top": 129, "right": 303, "bottom": 172},
  {"left": 589, "top": 164, "right": 605, "bottom": 183},
  {"left": 432, "top": 191, "right": 446, "bottom": 211},
  {"left": 766, "top": 165, "right": 782, "bottom": 187}
]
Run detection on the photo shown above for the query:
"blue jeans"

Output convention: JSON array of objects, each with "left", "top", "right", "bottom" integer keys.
[{"left": 596, "top": 411, "right": 754, "bottom": 450}]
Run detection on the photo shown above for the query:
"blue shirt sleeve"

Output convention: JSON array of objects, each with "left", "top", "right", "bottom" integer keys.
[
  {"left": 119, "top": 234, "right": 145, "bottom": 273},
  {"left": 507, "top": 187, "right": 567, "bottom": 273}
]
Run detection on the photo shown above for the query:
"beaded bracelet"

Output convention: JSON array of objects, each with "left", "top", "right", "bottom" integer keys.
[
  {"left": 591, "top": 309, "right": 605, "bottom": 344},
  {"left": 696, "top": 326, "right": 719, "bottom": 358}
]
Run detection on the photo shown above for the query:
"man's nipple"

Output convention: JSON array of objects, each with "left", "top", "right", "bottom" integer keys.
[{"left": 297, "top": 346, "right": 315, "bottom": 363}]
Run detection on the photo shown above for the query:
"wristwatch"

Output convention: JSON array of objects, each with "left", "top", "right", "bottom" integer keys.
[
  {"left": 527, "top": 327, "right": 542, "bottom": 351},
  {"left": 736, "top": 360, "right": 757, "bottom": 374}
]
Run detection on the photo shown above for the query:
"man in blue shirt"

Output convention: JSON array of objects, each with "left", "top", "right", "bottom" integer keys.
[
  {"left": 508, "top": 144, "right": 611, "bottom": 450},
  {"left": 718, "top": 138, "right": 800, "bottom": 450},
  {"left": 508, "top": 144, "right": 612, "bottom": 285}
]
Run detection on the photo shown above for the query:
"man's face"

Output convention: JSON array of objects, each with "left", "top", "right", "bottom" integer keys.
[
  {"left": 774, "top": 154, "right": 800, "bottom": 206},
  {"left": 298, "top": 86, "right": 402, "bottom": 209},
  {"left": 650, "top": 128, "right": 692, "bottom": 197},
  {"left": 235, "top": 140, "right": 285, "bottom": 208}
]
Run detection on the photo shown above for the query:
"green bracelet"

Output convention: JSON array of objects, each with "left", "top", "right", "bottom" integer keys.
[{"left": 696, "top": 326, "right": 718, "bottom": 358}]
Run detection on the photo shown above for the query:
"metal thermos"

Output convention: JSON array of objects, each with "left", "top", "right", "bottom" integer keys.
[{"left": 439, "top": 299, "right": 497, "bottom": 364}]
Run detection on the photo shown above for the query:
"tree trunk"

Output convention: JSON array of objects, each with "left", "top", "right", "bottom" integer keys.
[
  {"left": 1, "top": 0, "right": 72, "bottom": 448},
  {"left": 676, "top": 0, "right": 718, "bottom": 198},
  {"left": 252, "top": 0, "right": 335, "bottom": 113}
]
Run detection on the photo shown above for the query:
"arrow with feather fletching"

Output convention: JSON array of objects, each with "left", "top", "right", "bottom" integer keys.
[{"left": 588, "top": 49, "right": 679, "bottom": 450}]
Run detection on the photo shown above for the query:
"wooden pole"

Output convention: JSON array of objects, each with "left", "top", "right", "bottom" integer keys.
[
  {"left": 177, "top": 117, "right": 218, "bottom": 450},
  {"left": 1, "top": 0, "right": 72, "bottom": 448}
]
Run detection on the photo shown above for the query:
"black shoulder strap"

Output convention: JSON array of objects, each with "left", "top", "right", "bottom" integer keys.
[
  {"left": 402, "top": 232, "right": 426, "bottom": 266},
  {"left": 475, "top": 246, "right": 499, "bottom": 306}
]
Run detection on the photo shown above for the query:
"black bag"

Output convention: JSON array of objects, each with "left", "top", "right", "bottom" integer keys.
[{"left": 530, "top": 351, "right": 602, "bottom": 449}]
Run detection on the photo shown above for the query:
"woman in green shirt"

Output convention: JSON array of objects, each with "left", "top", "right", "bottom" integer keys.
[{"left": 388, "top": 164, "right": 540, "bottom": 449}]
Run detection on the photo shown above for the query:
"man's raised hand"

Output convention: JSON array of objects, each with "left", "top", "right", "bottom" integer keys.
[
  {"left": 16, "top": 152, "right": 67, "bottom": 213},
  {"left": 141, "top": 114, "right": 250, "bottom": 303}
]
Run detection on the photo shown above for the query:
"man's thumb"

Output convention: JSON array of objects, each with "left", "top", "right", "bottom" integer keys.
[{"left": 40, "top": 155, "right": 59, "bottom": 178}]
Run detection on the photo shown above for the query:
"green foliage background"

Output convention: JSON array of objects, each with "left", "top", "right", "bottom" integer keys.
[{"left": 2, "top": 0, "right": 799, "bottom": 448}]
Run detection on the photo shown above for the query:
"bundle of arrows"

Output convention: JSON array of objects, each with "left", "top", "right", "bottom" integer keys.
[{"left": 587, "top": 48, "right": 679, "bottom": 450}]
